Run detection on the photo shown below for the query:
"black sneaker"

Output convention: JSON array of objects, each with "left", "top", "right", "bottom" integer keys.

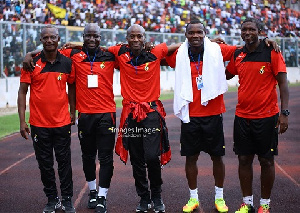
[
  {"left": 95, "top": 196, "right": 107, "bottom": 213},
  {"left": 88, "top": 190, "right": 98, "bottom": 209},
  {"left": 152, "top": 197, "right": 165, "bottom": 213},
  {"left": 43, "top": 196, "right": 61, "bottom": 213},
  {"left": 61, "top": 196, "right": 76, "bottom": 213},
  {"left": 136, "top": 198, "right": 151, "bottom": 212}
]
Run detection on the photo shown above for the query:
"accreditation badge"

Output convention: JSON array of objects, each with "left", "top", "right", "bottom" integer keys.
[
  {"left": 196, "top": 75, "right": 203, "bottom": 90},
  {"left": 87, "top": 75, "right": 98, "bottom": 88}
]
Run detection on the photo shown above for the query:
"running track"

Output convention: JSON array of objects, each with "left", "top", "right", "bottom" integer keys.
[{"left": 0, "top": 87, "right": 299, "bottom": 213}]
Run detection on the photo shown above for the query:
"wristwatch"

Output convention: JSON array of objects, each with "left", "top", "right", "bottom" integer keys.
[{"left": 281, "top": 109, "right": 290, "bottom": 116}]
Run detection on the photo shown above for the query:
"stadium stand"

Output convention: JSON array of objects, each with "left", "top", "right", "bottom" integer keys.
[{"left": 0, "top": 0, "right": 299, "bottom": 37}]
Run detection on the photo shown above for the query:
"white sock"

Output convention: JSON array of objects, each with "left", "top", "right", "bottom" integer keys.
[
  {"left": 260, "top": 198, "right": 270, "bottom": 206},
  {"left": 215, "top": 186, "right": 223, "bottom": 200},
  {"left": 189, "top": 188, "right": 199, "bottom": 200},
  {"left": 98, "top": 187, "right": 108, "bottom": 198},
  {"left": 243, "top": 195, "right": 254, "bottom": 206},
  {"left": 88, "top": 180, "right": 97, "bottom": 191}
]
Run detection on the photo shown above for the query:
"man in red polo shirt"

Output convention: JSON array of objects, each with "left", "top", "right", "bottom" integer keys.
[
  {"left": 18, "top": 25, "right": 76, "bottom": 213},
  {"left": 166, "top": 19, "right": 236, "bottom": 213},
  {"left": 226, "top": 18, "right": 289, "bottom": 213},
  {"left": 109, "top": 24, "right": 178, "bottom": 213},
  {"left": 23, "top": 23, "right": 118, "bottom": 213},
  {"left": 60, "top": 24, "right": 117, "bottom": 213}
]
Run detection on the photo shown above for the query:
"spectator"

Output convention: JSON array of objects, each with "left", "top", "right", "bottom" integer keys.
[{"left": 1, "top": 0, "right": 299, "bottom": 37}]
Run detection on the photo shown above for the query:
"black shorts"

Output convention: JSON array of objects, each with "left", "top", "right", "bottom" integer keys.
[
  {"left": 233, "top": 114, "right": 279, "bottom": 158},
  {"left": 180, "top": 114, "right": 225, "bottom": 156}
]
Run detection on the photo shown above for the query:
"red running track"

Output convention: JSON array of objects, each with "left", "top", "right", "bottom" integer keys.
[{"left": 0, "top": 87, "right": 299, "bottom": 213}]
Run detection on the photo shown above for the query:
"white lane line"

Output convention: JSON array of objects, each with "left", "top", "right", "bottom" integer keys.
[
  {"left": 275, "top": 161, "right": 300, "bottom": 188},
  {"left": 74, "top": 164, "right": 100, "bottom": 208},
  {"left": 0, "top": 133, "right": 19, "bottom": 142},
  {"left": 0, "top": 152, "right": 35, "bottom": 176}
]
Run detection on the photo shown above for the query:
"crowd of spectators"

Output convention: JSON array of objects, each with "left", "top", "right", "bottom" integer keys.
[
  {"left": 1, "top": 0, "right": 299, "bottom": 77},
  {"left": 1, "top": 0, "right": 299, "bottom": 37}
]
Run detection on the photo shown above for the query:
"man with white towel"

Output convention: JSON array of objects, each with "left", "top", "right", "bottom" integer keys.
[{"left": 166, "top": 19, "right": 236, "bottom": 213}]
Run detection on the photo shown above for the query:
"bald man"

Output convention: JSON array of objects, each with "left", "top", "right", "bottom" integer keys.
[{"left": 23, "top": 23, "right": 118, "bottom": 213}]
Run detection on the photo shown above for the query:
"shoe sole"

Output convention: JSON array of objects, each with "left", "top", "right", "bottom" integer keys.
[
  {"left": 136, "top": 203, "right": 151, "bottom": 212},
  {"left": 43, "top": 202, "right": 61, "bottom": 213},
  {"left": 61, "top": 206, "right": 76, "bottom": 213}
]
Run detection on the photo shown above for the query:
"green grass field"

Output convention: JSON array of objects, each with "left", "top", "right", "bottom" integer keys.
[
  {"left": 0, "top": 92, "right": 175, "bottom": 139},
  {"left": 1, "top": 83, "right": 299, "bottom": 139}
]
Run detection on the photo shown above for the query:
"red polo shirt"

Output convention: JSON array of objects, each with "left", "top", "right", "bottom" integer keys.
[
  {"left": 108, "top": 43, "right": 168, "bottom": 102},
  {"left": 226, "top": 41, "right": 287, "bottom": 119},
  {"left": 166, "top": 44, "right": 236, "bottom": 117},
  {"left": 20, "top": 51, "right": 75, "bottom": 127},
  {"left": 60, "top": 48, "right": 117, "bottom": 113}
]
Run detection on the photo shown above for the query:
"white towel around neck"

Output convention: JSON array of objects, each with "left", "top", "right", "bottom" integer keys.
[
  {"left": 173, "top": 37, "right": 228, "bottom": 123},
  {"left": 201, "top": 36, "right": 228, "bottom": 106},
  {"left": 173, "top": 39, "right": 192, "bottom": 123}
]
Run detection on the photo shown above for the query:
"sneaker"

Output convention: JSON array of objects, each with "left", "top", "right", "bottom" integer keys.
[
  {"left": 152, "top": 197, "right": 165, "bottom": 213},
  {"left": 95, "top": 196, "right": 107, "bottom": 213},
  {"left": 235, "top": 203, "right": 255, "bottom": 213},
  {"left": 43, "top": 196, "right": 61, "bottom": 213},
  {"left": 61, "top": 196, "right": 76, "bottom": 213},
  {"left": 136, "top": 198, "right": 151, "bottom": 212},
  {"left": 88, "top": 190, "right": 98, "bottom": 209},
  {"left": 215, "top": 198, "right": 228, "bottom": 212},
  {"left": 183, "top": 198, "right": 199, "bottom": 213},
  {"left": 258, "top": 204, "right": 270, "bottom": 213}
]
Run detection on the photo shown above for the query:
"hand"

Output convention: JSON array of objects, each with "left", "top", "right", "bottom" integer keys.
[
  {"left": 276, "top": 113, "right": 288, "bottom": 134},
  {"left": 264, "top": 38, "right": 280, "bottom": 52},
  {"left": 144, "top": 42, "right": 155, "bottom": 52},
  {"left": 20, "top": 122, "right": 30, "bottom": 140},
  {"left": 62, "top": 42, "right": 77, "bottom": 49},
  {"left": 70, "top": 112, "right": 76, "bottom": 125},
  {"left": 210, "top": 37, "right": 226, "bottom": 44},
  {"left": 116, "top": 42, "right": 124, "bottom": 46},
  {"left": 100, "top": 46, "right": 108, "bottom": 52},
  {"left": 23, "top": 53, "right": 35, "bottom": 72}
]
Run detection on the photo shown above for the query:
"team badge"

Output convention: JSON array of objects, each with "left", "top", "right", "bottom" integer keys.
[
  {"left": 57, "top": 73, "right": 63, "bottom": 80},
  {"left": 100, "top": 62, "right": 105, "bottom": 69},
  {"left": 145, "top": 63, "right": 149, "bottom": 71},
  {"left": 79, "top": 131, "right": 83, "bottom": 139},
  {"left": 259, "top": 66, "right": 265, "bottom": 74},
  {"left": 33, "top": 134, "right": 38, "bottom": 143}
]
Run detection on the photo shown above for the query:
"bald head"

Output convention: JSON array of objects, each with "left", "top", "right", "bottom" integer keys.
[
  {"left": 127, "top": 24, "right": 145, "bottom": 37},
  {"left": 41, "top": 25, "right": 59, "bottom": 36},
  {"left": 84, "top": 23, "right": 101, "bottom": 34}
]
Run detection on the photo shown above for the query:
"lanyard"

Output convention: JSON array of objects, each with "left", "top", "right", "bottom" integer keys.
[
  {"left": 130, "top": 54, "right": 139, "bottom": 75},
  {"left": 86, "top": 50, "right": 97, "bottom": 75},
  {"left": 189, "top": 49, "right": 201, "bottom": 76}
]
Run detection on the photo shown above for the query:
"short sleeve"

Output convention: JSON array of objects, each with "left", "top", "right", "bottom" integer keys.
[
  {"left": 67, "top": 63, "right": 76, "bottom": 84},
  {"left": 226, "top": 54, "right": 237, "bottom": 75},
  {"left": 271, "top": 50, "right": 287, "bottom": 76},
  {"left": 59, "top": 49, "right": 72, "bottom": 58},
  {"left": 219, "top": 44, "right": 237, "bottom": 61},
  {"left": 165, "top": 49, "right": 178, "bottom": 68},
  {"left": 108, "top": 46, "right": 120, "bottom": 57},
  {"left": 20, "top": 68, "right": 31, "bottom": 84},
  {"left": 152, "top": 43, "right": 168, "bottom": 59}
]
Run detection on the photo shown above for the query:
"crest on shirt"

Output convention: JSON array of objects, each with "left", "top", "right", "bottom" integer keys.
[
  {"left": 259, "top": 66, "right": 265, "bottom": 74},
  {"left": 57, "top": 73, "right": 63, "bottom": 80},
  {"left": 100, "top": 62, "right": 105, "bottom": 69},
  {"left": 145, "top": 63, "right": 149, "bottom": 71},
  {"left": 33, "top": 134, "right": 38, "bottom": 143}
]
